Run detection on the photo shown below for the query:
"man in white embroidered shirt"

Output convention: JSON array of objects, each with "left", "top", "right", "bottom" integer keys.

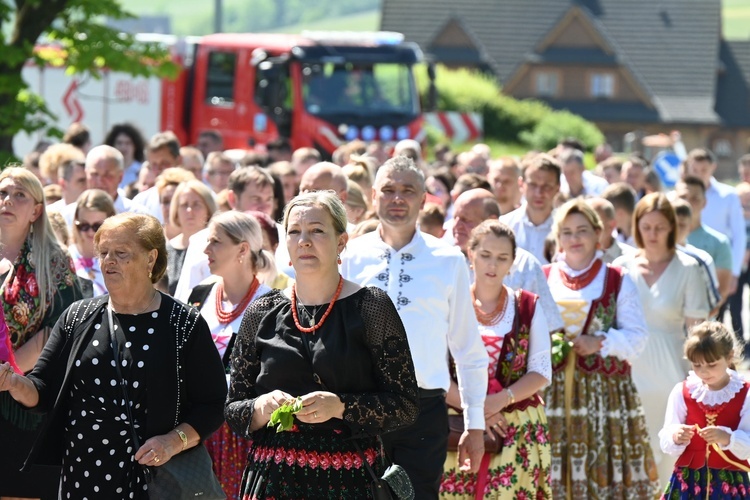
[{"left": 341, "top": 156, "right": 488, "bottom": 499}]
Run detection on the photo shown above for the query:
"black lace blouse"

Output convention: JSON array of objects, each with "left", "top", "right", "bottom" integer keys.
[{"left": 225, "top": 286, "right": 420, "bottom": 438}]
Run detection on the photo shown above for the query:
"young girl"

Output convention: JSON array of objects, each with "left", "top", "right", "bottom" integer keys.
[
  {"left": 441, "top": 220, "right": 552, "bottom": 499},
  {"left": 660, "top": 321, "right": 750, "bottom": 499}
]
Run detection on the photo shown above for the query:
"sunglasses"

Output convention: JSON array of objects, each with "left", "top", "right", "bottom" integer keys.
[{"left": 75, "top": 221, "right": 104, "bottom": 233}]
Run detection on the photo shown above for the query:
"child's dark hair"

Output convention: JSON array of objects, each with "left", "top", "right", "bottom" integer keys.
[{"left": 684, "top": 321, "right": 741, "bottom": 369}]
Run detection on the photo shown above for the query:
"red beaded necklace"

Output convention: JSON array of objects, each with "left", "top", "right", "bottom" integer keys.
[
  {"left": 558, "top": 258, "right": 603, "bottom": 291},
  {"left": 471, "top": 284, "right": 509, "bottom": 326},
  {"left": 215, "top": 277, "right": 260, "bottom": 324},
  {"left": 291, "top": 275, "right": 344, "bottom": 333}
]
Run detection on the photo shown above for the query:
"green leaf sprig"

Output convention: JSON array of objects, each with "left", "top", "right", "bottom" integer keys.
[
  {"left": 267, "top": 397, "right": 303, "bottom": 433},
  {"left": 551, "top": 332, "right": 573, "bottom": 366}
]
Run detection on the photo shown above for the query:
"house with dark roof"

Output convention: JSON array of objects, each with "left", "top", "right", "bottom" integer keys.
[{"left": 382, "top": 0, "right": 750, "bottom": 177}]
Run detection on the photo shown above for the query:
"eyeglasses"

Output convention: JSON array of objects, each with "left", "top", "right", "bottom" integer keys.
[{"left": 75, "top": 221, "right": 104, "bottom": 233}]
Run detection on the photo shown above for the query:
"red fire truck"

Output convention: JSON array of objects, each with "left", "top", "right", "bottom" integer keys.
[{"left": 17, "top": 31, "right": 434, "bottom": 157}]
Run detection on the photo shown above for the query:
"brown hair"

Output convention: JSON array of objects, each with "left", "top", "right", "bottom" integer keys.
[
  {"left": 522, "top": 153, "right": 562, "bottom": 184},
  {"left": 94, "top": 213, "right": 168, "bottom": 284},
  {"left": 169, "top": 180, "right": 217, "bottom": 228},
  {"left": 419, "top": 202, "right": 445, "bottom": 229},
  {"left": 147, "top": 131, "right": 181, "bottom": 158},
  {"left": 684, "top": 321, "right": 740, "bottom": 368},
  {"left": 228, "top": 166, "right": 275, "bottom": 198},
  {"left": 632, "top": 192, "right": 677, "bottom": 250},
  {"left": 468, "top": 219, "right": 517, "bottom": 259}
]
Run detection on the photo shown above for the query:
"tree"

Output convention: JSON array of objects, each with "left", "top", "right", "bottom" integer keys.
[{"left": 0, "top": 0, "right": 177, "bottom": 165}]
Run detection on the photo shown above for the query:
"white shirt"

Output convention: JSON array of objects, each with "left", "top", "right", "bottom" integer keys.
[
  {"left": 660, "top": 370, "right": 750, "bottom": 459},
  {"left": 483, "top": 287, "right": 552, "bottom": 384},
  {"left": 61, "top": 188, "right": 150, "bottom": 229},
  {"left": 548, "top": 255, "right": 648, "bottom": 362},
  {"left": 341, "top": 228, "right": 489, "bottom": 430},
  {"left": 499, "top": 204, "right": 554, "bottom": 264},
  {"left": 601, "top": 239, "right": 636, "bottom": 265},
  {"left": 560, "top": 170, "right": 609, "bottom": 198},
  {"left": 503, "top": 248, "right": 564, "bottom": 333},
  {"left": 132, "top": 186, "right": 163, "bottom": 222},
  {"left": 702, "top": 177, "right": 746, "bottom": 276}
]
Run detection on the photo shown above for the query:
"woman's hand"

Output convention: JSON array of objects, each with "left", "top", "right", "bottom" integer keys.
[
  {"left": 0, "top": 362, "right": 16, "bottom": 392},
  {"left": 571, "top": 335, "right": 603, "bottom": 356},
  {"left": 483, "top": 391, "right": 510, "bottom": 418},
  {"left": 672, "top": 424, "right": 695, "bottom": 445},
  {"left": 699, "top": 426, "right": 731, "bottom": 447},
  {"left": 297, "top": 391, "right": 345, "bottom": 423},
  {"left": 250, "top": 390, "right": 294, "bottom": 431},
  {"left": 484, "top": 411, "right": 508, "bottom": 441},
  {"left": 135, "top": 432, "right": 183, "bottom": 467}
]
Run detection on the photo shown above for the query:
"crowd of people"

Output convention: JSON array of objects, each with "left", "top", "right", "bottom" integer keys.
[{"left": 1, "top": 119, "right": 750, "bottom": 499}]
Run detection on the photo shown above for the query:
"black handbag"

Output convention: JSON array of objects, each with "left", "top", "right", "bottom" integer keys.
[
  {"left": 354, "top": 441, "right": 414, "bottom": 500},
  {"left": 107, "top": 305, "right": 225, "bottom": 500}
]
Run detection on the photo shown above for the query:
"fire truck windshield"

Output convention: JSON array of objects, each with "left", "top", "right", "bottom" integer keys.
[{"left": 302, "top": 62, "right": 419, "bottom": 118}]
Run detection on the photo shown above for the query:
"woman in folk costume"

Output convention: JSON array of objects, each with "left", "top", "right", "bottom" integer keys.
[
  {"left": 440, "top": 220, "right": 552, "bottom": 499},
  {"left": 544, "top": 198, "right": 659, "bottom": 499},
  {"left": 660, "top": 321, "right": 750, "bottom": 499}
]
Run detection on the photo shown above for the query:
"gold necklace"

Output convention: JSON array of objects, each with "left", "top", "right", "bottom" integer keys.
[{"left": 111, "top": 291, "right": 158, "bottom": 315}]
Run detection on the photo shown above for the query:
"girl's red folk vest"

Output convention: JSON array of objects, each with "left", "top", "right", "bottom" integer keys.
[{"left": 676, "top": 380, "right": 750, "bottom": 471}]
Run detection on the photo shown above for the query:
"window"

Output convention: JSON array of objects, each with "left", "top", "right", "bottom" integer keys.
[
  {"left": 590, "top": 73, "right": 614, "bottom": 98},
  {"left": 535, "top": 71, "right": 559, "bottom": 97},
  {"left": 205, "top": 52, "right": 236, "bottom": 106}
]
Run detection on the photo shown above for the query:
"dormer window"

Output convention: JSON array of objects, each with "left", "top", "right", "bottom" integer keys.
[
  {"left": 535, "top": 71, "right": 559, "bottom": 97},
  {"left": 590, "top": 72, "right": 614, "bottom": 98}
]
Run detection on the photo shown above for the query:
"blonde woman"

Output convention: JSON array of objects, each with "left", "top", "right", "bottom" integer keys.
[
  {"left": 0, "top": 167, "right": 82, "bottom": 498},
  {"left": 187, "top": 211, "right": 275, "bottom": 497},
  {"left": 166, "top": 180, "right": 217, "bottom": 295},
  {"left": 68, "top": 189, "right": 116, "bottom": 296}
]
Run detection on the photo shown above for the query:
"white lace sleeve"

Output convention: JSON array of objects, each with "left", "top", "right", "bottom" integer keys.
[
  {"left": 659, "top": 382, "right": 689, "bottom": 456},
  {"left": 598, "top": 273, "right": 648, "bottom": 362},
  {"left": 527, "top": 302, "right": 552, "bottom": 385},
  {"left": 725, "top": 390, "right": 750, "bottom": 459}
]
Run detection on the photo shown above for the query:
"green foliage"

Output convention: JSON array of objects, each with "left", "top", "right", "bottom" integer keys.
[
  {"left": 416, "top": 64, "right": 603, "bottom": 150},
  {"left": 0, "top": 0, "right": 177, "bottom": 159},
  {"left": 267, "top": 397, "right": 303, "bottom": 433},
  {"left": 519, "top": 110, "right": 605, "bottom": 152}
]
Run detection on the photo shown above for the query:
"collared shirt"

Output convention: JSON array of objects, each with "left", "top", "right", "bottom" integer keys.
[
  {"left": 687, "top": 224, "right": 733, "bottom": 272},
  {"left": 120, "top": 161, "right": 143, "bottom": 189},
  {"left": 341, "top": 228, "right": 489, "bottom": 430},
  {"left": 702, "top": 177, "right": 746, "bottom": 275},
  {"left": 132, "top": 186, "right": 163, "bottom": 222},
  {"left": 602, "top": 240, "right": 636, "bottom": 265},
  {"left": 502, "top": 247, "right": 564, "bottom": 333},
  {"left": 500, "top": 204, "right": 554, "bottom": 264},
  {"left": 678, "top": 244, "right": 721, "bottom": 312},
  {"left": 560, "top": 170, "right": 609, "bottom": 198}
]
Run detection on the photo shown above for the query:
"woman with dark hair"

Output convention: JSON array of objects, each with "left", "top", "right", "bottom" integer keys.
[
  {"left": 614, "top": 192, "right": 710, "bottom": 486},
  {"left": 0, "top": 167, "right": 82, "bottom": 498},
  {"left": 104, "top": 122, "right": 147, "bottom": 189},
  {"left": 0, "top": 213, "right": 226, "bottom": 499}
]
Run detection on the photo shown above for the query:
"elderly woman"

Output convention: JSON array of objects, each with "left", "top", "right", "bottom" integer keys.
[
  {"left": 166, "top": 180, "right": 217, "bottom": 295},
  {"left": 0, "top": 167, "right": 82, "bottom": 498},
  {"left": 545, "top": 198, "right": 659, "bottom": 499},
  {"left": 0, "top": 213, "right": 227, "bottom": 499},
  {"left": 187, "top": 211, "right": 275, "bottom": 497},
  {"left": 68, "top": 189, "right": 116, "bottom": 296},
  {"left": 613, "top": 193, "right": 710, "bottom": 486},
  {"left": 226, "top": 191, "right": 420, "bottom": 499}
]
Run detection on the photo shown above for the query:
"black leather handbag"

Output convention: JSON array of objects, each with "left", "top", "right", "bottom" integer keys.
[
  {"left": 108, "top": 305, "right": 225, "bottom": 500},
  {"left": 355, "top": 441, "right": 414, "bottom": 500}
]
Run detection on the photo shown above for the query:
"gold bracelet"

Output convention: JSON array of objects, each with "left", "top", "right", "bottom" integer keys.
[
  {"left": 174, "top": 428, "right": 188, "bottom": 450},
  {"left": 505, "top": 387, "right": 515, "bottom": 405}
]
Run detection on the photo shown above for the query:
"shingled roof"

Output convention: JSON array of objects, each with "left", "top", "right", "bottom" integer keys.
[{"left": 382, "top": 0, "right": 725, "bottom": 125}]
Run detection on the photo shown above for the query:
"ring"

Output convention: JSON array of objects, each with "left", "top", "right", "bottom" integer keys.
[
  {"left": 154, "top": 456, "right": 160, "bottom": 463},
  {"left": 314, "top": 412, "right": 318, "bottom": 419}
]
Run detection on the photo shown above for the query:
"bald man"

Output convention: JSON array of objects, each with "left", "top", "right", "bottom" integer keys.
[
  {"left": 299, "top": 161, "right": 348, "bottom": 202},
  {"left": 586, "top": 197, "right": 636, "bottom": 264},
  {"left": 451, "top": 189, "right": 564, "bottom": 334}
]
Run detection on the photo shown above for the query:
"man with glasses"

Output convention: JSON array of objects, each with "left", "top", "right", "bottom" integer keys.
[
  {"left": 500, "top": 154, "right": 561, "bottom": 263},
  {"left": 203, "top": 152, "right": 237, "bottom": 194}
]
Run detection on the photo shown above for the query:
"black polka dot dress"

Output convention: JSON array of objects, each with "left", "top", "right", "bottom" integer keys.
[{"left": 61, "top": 310, "right": 157, "bottom": 499}]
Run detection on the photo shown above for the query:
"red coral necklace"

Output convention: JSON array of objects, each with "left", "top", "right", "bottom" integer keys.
[
  {"left": 558, "top": 258, "right": 603, "bottom": 291},
  {"left": 292, "top": 275, "right": 344, "bottom": 333},
  {"left": 215, "top": 277, "right": 260, "bottom": 324},
  {"left": 471, "top": 284, "right": 508, "bottom": 326}
]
